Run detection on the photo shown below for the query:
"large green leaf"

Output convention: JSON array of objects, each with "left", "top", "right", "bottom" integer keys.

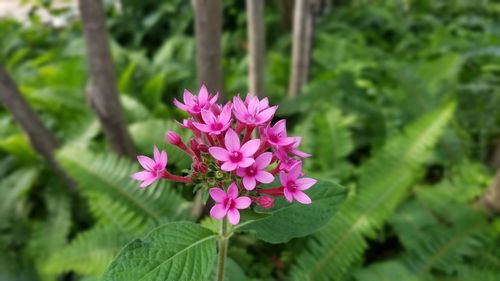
[
  {"left": 237, "top": 180, "right": 347, "bottom": 243},
  {"left": 103, "top": 222, "right": 217, "bottom": 281}
]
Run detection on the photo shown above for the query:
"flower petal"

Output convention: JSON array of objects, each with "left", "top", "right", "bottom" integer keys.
[
  {"left": 210, "top": 204, "right": 227, "bottom": 219},
  {"left": 218, "top": 102, "right": 233, "bottom": 123},
  {"left": 193, "top": 122, "right": 211, "bottom": 133},
  {"left": 242, "top": 176, "right": 256, "bottom": 190},
  {"left": 227, "top": 183, "right": 239, "bottom": 199},
  {"left": 153, "top": 145, "right": 161, "bottom": 163},
  {"left": 221, "top": 161, "right": 238, "bottom": 171},
  {"left": 296, "top": 178, "right": 317, "bottom": 190},
  {"left": 200, "top": 109, "right": 217, "bottom": 125},
  {"left": 257, "top": 106, "right": 277, "bottom": 123},
  {"left": 283, "top": 187, "right": 293, "bottom": 203},
  {"left": 139, "top": 177, "right": 158, "bottom": 188},
  {"left": 240, "top": 139, "right": 260, "bottom": 157},
  {"left": 183, "top": 89, "right": 196, "bottom": 106},
  {"left": 173, "top": 98, "right": 189, "bottom": 112},
  {"left": 288, "top": 161, "right": 302, "bottom": 180},
  {"left": 254, "top": 152, "right": 273, "bottom": 169},
  {"left": 234, "top": 196, "right": 252, "bottom": 209},
  {"left": 209, "top": 188, "right": 227, "bottom": 203},
  {"left": 198, "top": 84, "right": 209, "bottom": 103},
  {"left": 227, "top": 209, "right": 241, "bottom": 225},
  {"left": 160, "top": 150, "right": 168, "bottom": 168},
  {"left": 137, "top": 156, "right": 155, "bottom": 171},
  {"left": 232, "top": 95, "right": 248, "bottom": 116},
  {"left": 238, "top": 157, "right": 255, "bottom": 168},
  {"left": 131, "top": 171, "right": 152, "bottom": 181},
  {"left": 224, "top": 128, "right": 241, "bottom": 151},
  {"left": 271, "top": 119, "right": 287, "bottom": 135},
  {"left": 293, "top": 191, "right": 312, "bottom": 204},
  {"left": 236, "top": 167, "right": 246, "bottom": 177},
  {"left": 255, "top": 171, "right": 275, "bottom": 184},
  {"left": 209, "top": 147, "right": 229, "bottom": 161},
  {"left": 279, "top": 171, "right": 288, "bottom": 186}
]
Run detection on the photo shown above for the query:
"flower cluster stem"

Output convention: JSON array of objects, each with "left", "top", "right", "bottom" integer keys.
[{"left": 215, "top": 219, "right": 229, "bottom": 281}]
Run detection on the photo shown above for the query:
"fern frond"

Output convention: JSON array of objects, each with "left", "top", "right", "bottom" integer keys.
[
  {"left": 295, "top": 108, "right": 355, "bottom": 180},
  {"left": 56, "top": 148, "right": 191, "bottom": 224},
  {"left": 391, "top": 176, "right": 490, "bottom": 277},
  {"left": 290, "top": 102, "right": 455, "bottom": 281},
  {"left": 0, "top": 168, "right": 38, "bottom": 220},
  {"left": 27, "top": 190, "right": 72, "bottom": 281},
  {"left": 44, "top": 224, "right": 133, "bottom": 276},
  {"left": 352, "top": 260, "right": 419, "bottom": 281}
]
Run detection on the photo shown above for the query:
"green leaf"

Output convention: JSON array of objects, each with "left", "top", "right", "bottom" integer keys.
[
  {"left": 290, "top": 102, "right": 456, "bottom": 281},
  {"left": 237, "top": 180, "right": 347, "bottom": 243},
  {"left": 102, "top": 222, "right": 217, "bottom": 281}
]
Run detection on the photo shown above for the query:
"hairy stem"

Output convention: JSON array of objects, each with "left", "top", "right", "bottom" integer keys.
[{"left": 215, "top": 219, "right": 228, "bottom": 281}]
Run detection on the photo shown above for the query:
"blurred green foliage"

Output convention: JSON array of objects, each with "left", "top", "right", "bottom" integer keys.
[{"left": 0, "top": 0, "right": 500, "bottom": 280}]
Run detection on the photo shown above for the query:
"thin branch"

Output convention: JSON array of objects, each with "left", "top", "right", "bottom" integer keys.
[{"left": 0, "top": 66, "right": 77, "bottom": 190}]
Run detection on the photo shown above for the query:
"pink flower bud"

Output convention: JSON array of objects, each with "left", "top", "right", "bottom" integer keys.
[
  {"left": 256, "top": 196, "right": 274, "bottom": 209},
  {"left": 166, "top": 131, "right": 182, "bottom": 145},
  {"left": 193, "top": 161, "right": 208, "bottom": 173},
  {"left": 198, "top": 143, "right": 209, "bottom": 153}
]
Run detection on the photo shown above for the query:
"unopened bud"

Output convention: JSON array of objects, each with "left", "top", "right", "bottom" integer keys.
[
  {"left": 166, "top": 131, "right": 182, "bottom": 145},
  {"left": 193, "top": 162, "right": 208, "bottom": 173},
  {"left": 256, "top": 196, "right": 274, "bottom": 209},
  {"left": 198, "top": 144, "right": 209, "bottom": 153}
]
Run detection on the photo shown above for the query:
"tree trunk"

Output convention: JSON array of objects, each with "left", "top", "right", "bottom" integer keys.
[
  {"left": 288, "top": 0, "right": 315, "bottom": 98},
  {"left": 78, "top": 0, "right": 135, "bottom": 157},
  {"left": 278, "top": 0, "right": 294, "bottom": 31},
  {"left": 246, "top": 0, "right": 265, "bottom": 97},
  {"left": 479, "top": 169, "right": 500, "bottom": 214},
  {"left": 0, "top": 66, "right": 76, "bottom": 190},
  {"left": 193, "top": 0, "right": 224, "bottom": 96}
]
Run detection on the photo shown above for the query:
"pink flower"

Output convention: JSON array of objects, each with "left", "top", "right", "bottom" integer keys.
[
  {"left": 236, "top": 152, "right": 275, "bottom": 190},
  {"left": 233, "top": 95, "right": 277, "bottom": 126},
  {"left": 264, "top": 120, "right": 294, "bottom": 147},
  {"left": 276, "top": 149, "right": 302, "bottom": 172},
  {"left": 209, "top": 183, "right": 251, "bottom": 225},
  {"left": 279, "top": 162, "right": 316, "bottom": 204},
  {"left": 193, "top": 102, "right": 232, "bottom": 135},
  {"left": 280, "top": 137, "right": 311, "bottom": 158},
  {"left": 208, "top": 128, "right": 260, "bottom": 171},
  {"left": 131, "top": 146, "right": 167, "bottom": 188},
  {"left": 173, "top": 85, "right": 218, "bottom": 115}
]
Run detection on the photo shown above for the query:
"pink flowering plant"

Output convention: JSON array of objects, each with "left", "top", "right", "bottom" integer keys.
[
  {"left": 103, "top": 86, "right": 346, "bottom": 281},
  {"left": 132, "top": 85, "right": 316, "bottom": 219}
]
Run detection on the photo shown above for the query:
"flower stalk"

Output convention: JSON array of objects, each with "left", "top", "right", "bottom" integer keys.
[{"left": 215, "top": 218, "right": 229, "bottom": 281}]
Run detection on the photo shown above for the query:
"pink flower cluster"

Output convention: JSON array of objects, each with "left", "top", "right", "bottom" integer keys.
[{"left": 132, "top": 85, "right": 316, "bottom": 225}]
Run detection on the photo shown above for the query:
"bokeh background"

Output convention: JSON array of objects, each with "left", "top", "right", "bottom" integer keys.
[{"left": 1, "top": 0, "right": 500, "bottom": 280}]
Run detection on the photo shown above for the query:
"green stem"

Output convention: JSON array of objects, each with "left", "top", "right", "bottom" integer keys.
[{"left": 215, "top": 219, "right": 228, "bottom": 281}]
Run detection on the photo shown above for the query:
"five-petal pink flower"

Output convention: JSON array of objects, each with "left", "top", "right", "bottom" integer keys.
[
  {"left": 173, "top": 85, "right": 218, "bottom": 115},
  {"left": 236, "top": 152, "right": 275, "bottom": 190},
  {"left": 280, "top": 162, "right": 316, "bottom": 204},
  {"left": 209, "top": 183, "right": 252, "bottom": 225},
  {"left": 131, "top": 146, "right": 167, "bottom": 188},
  {"left": 208, "top": 128, "right": 260, "bottom": 171},
  {"left": 233, "top": 95, "right": 277, "bottom": 126},
  {"left": 193, "top": 102, "right": 232, "bottom": 135},
  {"left": 263, "top": 120, "right": 295, "bottom": 147}
]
